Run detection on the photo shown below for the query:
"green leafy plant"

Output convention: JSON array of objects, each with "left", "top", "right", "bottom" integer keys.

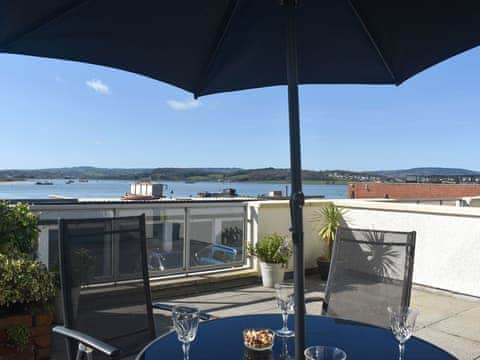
[
  {"left": 70, "top": 248, "right": 96, "bottom": 287},
  {"left": 314, "top": 204, "right": 346, "bottom": 260},
  {"left": 50, "top": 248, "right": 96, "bottom": 291},
  {"left": 247, "top": 233, "right": 291, "bottom": 267},
  {"left": 5, "top": 324, "right": 31, "bottom": 350},
  {"left": 221, "top": 226, "right": 243, "bottom": 247},
  {"left": 0, "top": 254, "right": 56, "bottom": 315},
  {"left": 0, "top": 201, "right": 39, "bottom": 257}
]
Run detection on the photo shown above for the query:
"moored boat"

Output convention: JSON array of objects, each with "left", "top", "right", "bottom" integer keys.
[
  {"left": 121, "top": 193, "right": 155, "bottom": 200},
  {"left": 35, "top": 181, "right": 54, "bottom": 185},
  {"left": 121, "top": 181, "right": 168, "bottom": 200}
]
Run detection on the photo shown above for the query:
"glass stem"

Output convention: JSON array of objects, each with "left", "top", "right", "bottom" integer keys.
[
  {"left": 282, "top": 337, "right": 289, "bottom": 356},
  {"left": 182, "top": 342, "right": 191, "bottom": 360},
  {"left": 282, "top": 311, "right": 289, "bottom": 330},
  {"left": 398, "top": 342, "right": 405, "bottom": 360}
]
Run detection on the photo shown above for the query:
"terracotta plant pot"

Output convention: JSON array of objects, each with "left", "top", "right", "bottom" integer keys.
[
  {"left": 0, "top": 345, "right": 34, "bottom": 360},
  {"left": 0, "top": 312, "right": 53, "bottom": 360}
]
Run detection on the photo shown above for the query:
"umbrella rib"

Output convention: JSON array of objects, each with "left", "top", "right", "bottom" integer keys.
[
  {"left": 347, "top": 0, "right": 398, "bottom": 85},
  {"left": 194, "top": 0, "right": 240, "bottom": 98},
  {"left": 0, "top": 0, "right": 92, "bottom": 49}
]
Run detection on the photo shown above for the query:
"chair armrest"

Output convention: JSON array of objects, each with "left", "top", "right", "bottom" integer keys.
[
  {"left": 52, "top": 326, "right": 120, "bottom": 357},
  {"left": 151, "top": 302, "right": 173, "bottom": 313},
  {"left": 304, "top": 296, "right": 325, "bottom": 304},
  {"left": 152, "top": 302, "right": 217, "bottom": 321}
]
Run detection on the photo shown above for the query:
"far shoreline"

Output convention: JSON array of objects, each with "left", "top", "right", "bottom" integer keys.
[{"left": 0, "top": 178, "right": 349, "bottom": 185}]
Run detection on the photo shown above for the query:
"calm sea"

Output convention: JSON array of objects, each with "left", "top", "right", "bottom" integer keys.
[{"left": 0, "top": 179, "right": 347, "bottom": 200}]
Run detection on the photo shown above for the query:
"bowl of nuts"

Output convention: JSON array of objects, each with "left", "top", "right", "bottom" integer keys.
[{"left": 243, "top": 328, "right": 275, "bottom": 351}]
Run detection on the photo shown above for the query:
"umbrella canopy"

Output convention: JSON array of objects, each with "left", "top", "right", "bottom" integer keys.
[
  {"left": 2, "top": 1, "right": 480, "bottom": 95},
  {"left": 2, "top": 1, "right": 480, "bottom": 359}
]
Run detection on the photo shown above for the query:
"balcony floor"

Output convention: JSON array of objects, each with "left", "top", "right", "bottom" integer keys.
[{"left": 51, "top": 273, "right": 480, "bottom": 359}]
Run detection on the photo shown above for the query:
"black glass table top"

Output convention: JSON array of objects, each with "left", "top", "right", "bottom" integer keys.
[{"left": 136, "top": 314, "right": 455, "bottom": 360}]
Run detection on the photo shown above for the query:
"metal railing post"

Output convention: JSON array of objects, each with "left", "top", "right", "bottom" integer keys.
[
  {"left": 112, "top": 208, "right": 119, "bottom": 282},
  {"left": 184, "top": 207, "right": 190, "bottom": 273}
]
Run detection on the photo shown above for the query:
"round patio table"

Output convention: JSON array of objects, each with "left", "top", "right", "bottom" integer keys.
[{"left": 136, "top": 314, "right": 455, "bottom": 359}]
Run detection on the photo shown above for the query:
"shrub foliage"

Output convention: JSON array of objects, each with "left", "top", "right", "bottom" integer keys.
[
  {"left": 0, "top": 201, "right": 39, "bottom": 256},
  {"left": 247, "top": 233, "right": 291, "bottom": 266},
  {"left": 0, "top": 254, "right": 56, "bottom": 313}
]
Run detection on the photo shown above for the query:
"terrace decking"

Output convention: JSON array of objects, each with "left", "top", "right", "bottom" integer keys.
[{"left": 51, "top": 273, "right": 480, "bottom": 360}]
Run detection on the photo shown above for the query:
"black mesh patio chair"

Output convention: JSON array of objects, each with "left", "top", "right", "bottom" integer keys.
[
  {"left": 53, "top": 215, "right": 214, "bottom": 360},
  {"left": 307, "top": 227, "right": 416, "bottom": 328}
]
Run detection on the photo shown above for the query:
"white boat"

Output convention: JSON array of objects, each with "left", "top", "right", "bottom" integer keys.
[{"left": 35, "top": 181, "right": 54, "bottom": 185}]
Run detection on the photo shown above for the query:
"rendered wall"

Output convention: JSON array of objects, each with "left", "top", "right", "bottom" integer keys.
[
  {"left": 335, "top": 200, "right": 480, "bottom": 297},
  {"left": 249, "top": 200, "right": 331, "bottom": 272},
  {"left": 251, "top": 199, "right": 480, "bottom": 297}
]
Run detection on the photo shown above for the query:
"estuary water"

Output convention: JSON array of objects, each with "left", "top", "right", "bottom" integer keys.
[{"left": 0, "top": 179, "right": 347, "bottom": 200}]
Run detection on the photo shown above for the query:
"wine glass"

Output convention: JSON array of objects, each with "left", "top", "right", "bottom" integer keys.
[
  {"left": 279, "top": 336, "right": 293, "bottom": 360},
  {"left": 304, "top": 346, "right": 347, "bottom": 360},
  {"left": 275, "top": 283, "right": 295, "bottom": 337},
  {"left": 172, "top": 306, "right": 200, "bottom": 360},
  {"left": 388, "top": 306, "right": 419, "bottom": 360}
]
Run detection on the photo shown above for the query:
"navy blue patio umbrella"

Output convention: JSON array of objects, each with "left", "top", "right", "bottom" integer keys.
[{"left": 2, "top": 1, "right": 480, "bottom": 358}]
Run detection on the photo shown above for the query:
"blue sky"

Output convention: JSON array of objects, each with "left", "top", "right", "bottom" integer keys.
[{"left": 0, "top": 47, "right": 479, "bottom": 171}]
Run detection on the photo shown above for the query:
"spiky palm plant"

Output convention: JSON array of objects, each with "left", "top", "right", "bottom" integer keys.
[{"left": 315, "top": 204, "right": 346, "bottom": 260}]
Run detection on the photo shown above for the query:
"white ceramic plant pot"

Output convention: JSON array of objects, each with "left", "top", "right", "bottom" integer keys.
[{"left": 260, "top": 262, "right": 285, "bottom": 288}]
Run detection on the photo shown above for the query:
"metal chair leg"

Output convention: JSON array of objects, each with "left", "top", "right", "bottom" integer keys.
[{"left": 76, "top": 343, "right": 95, "bottom": 360}]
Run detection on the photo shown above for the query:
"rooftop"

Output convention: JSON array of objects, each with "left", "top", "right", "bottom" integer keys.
[
  {"left": 51, "top": 273, "right": 480, "bottom": 360},
  {"left": 6, "top": 197, "right": 480, "bottom": 359}
]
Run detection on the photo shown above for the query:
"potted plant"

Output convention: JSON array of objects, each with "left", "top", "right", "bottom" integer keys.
[
  {"left": 314, "top": 203, "right": 346, "bottom": 280},
  {"left": 52, "top": 247, "right": 96, "bottom": 322},
  {"left": 247, "top": 233, "right": 291, "bottom": 288},
  {"left": 70, "top": 248, "right": 95, "bottom": 317},
  {"left": 0, "top": 202, "right": 39, "bottom": 257},
  {"left": 0, "top": 255, "right": 56, "bottom": 359},
  {"left": 0, "top": 201, "right": 56, "bottom": 360},
  {"left": 2, "top": 324, "right": 32, "bottom": 359}
]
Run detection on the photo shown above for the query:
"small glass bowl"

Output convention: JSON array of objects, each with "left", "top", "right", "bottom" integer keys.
[
  {"left": 243, "top": 328, "right": 275, "bottom": 351},
  {"left": 304, "top": 346, "right": 347, "bottom": 360}
]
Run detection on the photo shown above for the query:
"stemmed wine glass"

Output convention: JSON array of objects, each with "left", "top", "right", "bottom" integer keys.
[
  {"left": 172, "top": 306, "right": 200, "bottom": 360},
  {"left": 388, "top": 306, "right": 419, "bottom": 360},
  {"left": 275, "top": 283, "right": 295, "bottom": 337}
]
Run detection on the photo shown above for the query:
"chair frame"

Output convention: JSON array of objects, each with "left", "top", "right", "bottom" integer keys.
[
  {"left": 54, "top": 214, "right": 215, "bottom": 359},
  {"left": 57, "top": 214, "right": 155, "bottom": 359},
  {"left": 313, "top": 227, "right": 416, "bottom": 322}
]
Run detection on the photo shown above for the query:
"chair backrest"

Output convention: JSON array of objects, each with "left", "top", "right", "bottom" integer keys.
[
  {"left": 323, "top": 227, "right": 416, "bottom": 328},
  {"left": 58, "top": 215, "right": 155, "bottom": 359}
]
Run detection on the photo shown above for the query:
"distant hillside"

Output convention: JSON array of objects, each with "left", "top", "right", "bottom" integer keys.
[
  {"left": 0, "top": 167, "right": 241, "bottom": 180},
  {"left": 3, "top": 166, "right": 479, "bottom": 183},
  {"left": 0, "top": 166, "right": 380, "bottom": 183},
  {"left": 369, "top": 167, "right": 480, "bottom": 177}
]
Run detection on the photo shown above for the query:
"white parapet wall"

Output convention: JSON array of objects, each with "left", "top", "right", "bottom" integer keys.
[
  {"left": 334, "top": 200, "right": 480, "bottom": 298},
  {"left": 249, "top": 199, "right": 480, "bottom": 298},
  {"left": 248, "top": 200, "right": 332, "bottom": 272}
]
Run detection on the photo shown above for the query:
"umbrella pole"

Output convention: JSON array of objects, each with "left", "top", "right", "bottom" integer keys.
[{"left": 285, "top": 2, "right": 305, "bottom": 359}]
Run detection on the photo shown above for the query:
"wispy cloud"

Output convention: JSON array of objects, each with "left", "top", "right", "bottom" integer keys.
[
  {"left": 166, "top": 98, "right": 201, "bottom": 111},
  {"left": 55, "top": 76, "right": 65, "bottom": 83},
  {"left": 86, "top": 79, "right": 111, "bottom": 94}
]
